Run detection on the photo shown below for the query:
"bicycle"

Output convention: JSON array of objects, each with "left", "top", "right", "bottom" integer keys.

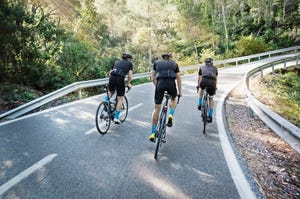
[
  {"left": 154, "top": 92, "right": 180, "bottom": 159},
  {"left": 95, "top": 85, "right": 129, "bottom": 134},
  {"left": 197, "top": 86, "right": 209, "bottom": 134}
]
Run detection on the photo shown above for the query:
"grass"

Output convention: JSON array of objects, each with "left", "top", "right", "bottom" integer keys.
[
  {"left": 254, "top": 68, "right": 300, "bottom": 127},
  {"left": 131, "top": 78, "right": 151, "bottom": 86},
  {"left": 0, "top": 83, "right": 42, "bottom": 108}
]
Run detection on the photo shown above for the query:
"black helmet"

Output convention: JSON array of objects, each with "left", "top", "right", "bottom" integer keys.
[
  {"left": 122, "top": 53, "right": 132, "bottom": 59},
  {"left": 205, "top": 57, "right": 213, "bottom": 64},
  {"left": 161, "top": 52, "right": 171, "bottom": 58}
]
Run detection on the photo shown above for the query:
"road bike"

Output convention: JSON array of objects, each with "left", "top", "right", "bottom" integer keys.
[
  {"left": 154, "top": 93, "right": 180, "bottom": 159},
  {"left": 197, "top": 86, "right": 209, "bottom": 134},
  {"left": 95, "top": 85, "right": 129, "bottom": 134}
]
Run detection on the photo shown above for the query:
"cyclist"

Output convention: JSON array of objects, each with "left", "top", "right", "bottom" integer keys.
[
  {"left": 149, "top": 52, "right": 182, "bottom": 142},
  {"left": 197, "top": 57, "right": 218, "bottom": 123},
  {"left": 105, "top": 53, "right": 133, "bottom": 124}
]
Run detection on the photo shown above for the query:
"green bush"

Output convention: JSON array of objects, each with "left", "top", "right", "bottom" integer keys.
[
  {"left": 0, "top": 84, "right": 41, "bottom": 105},
  {"left": 271, "top": 72, "right": 300, "bottom": 106},
  {"left": 235, "top": 35, "right": 268, "bottom": 57},
  {"left": 262, "top": 70, "right": 300, "bottom": 126}
]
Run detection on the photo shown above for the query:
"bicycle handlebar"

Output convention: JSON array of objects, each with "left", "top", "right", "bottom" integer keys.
[
  {"left": 177, "top": 95, "right": 181, "bottom": 104},
  {"left": 126, "top": 86, "right": 131, "bottom": 93}
]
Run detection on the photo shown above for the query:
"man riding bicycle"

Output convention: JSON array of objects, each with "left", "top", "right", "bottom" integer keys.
[
  {"left": 106, "top": 53, "right": 133, "bottom": 124},
  {"left": 197, "top": 57, "right": 218, "bottom": 123},
  {"left": 149, "top": 52, "right": 182, "bottom": 142}
]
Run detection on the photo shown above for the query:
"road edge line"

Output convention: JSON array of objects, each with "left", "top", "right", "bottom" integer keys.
[{"left": 216, "top": 81, "right": 257, "bottom": 199}]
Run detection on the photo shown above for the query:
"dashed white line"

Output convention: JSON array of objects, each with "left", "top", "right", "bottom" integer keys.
[
  {"left": 0, "top": 153, "right": 58, "bottom": 196},
  {"left": 126, "top": 103, "right": 143, "bottom": 113},
  {"left": 85, "top": 103, "right": 143, "bottom": 135}
]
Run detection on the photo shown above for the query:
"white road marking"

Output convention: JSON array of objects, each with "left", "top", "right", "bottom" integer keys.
[
  {"left": 121, "top": 103, "right": 143, "bottom": 116},
  {"left": 0, "top": 154, "right": 58, "bottom": 196},
  {"left": 85, "top": 128, "right": 97, "bottom": 135},
  {"left": 216, "top": 81, "right": 256, "bottom": 199},
  {"left": 85, "top": 103, "right": 143, "bottom": 135}
]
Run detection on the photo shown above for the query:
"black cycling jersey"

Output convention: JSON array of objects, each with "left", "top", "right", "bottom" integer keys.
[
  {"left": 198, "top": 65, "right": 218, "bottom": 80},
  {"left": 110, "top": 59, "right": 133, "bottom": 78},
  {"left": 153, "top": 60, "right": 179, "bottom": 79},
  {"left": 109, "top": 59, "right": 133, "bottom": 96},
  {"left": 153, "top": 59, "right": 180, "bottom": 104},
  {"left": 198, "top": 65, "right": 218, "bottom": 96}
]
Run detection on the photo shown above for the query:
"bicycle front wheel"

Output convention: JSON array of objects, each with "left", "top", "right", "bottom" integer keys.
[
  {"left": 95, "top": 102, "right": 111, "bottom": 134},
  {"left": 202, "top": 98, "right": 208, "bottom": 135},
  {"left": 154, "top": 113, "right": 166, "bottom": 159},
  {"left": 119, "top": 96, "right": 128, "bottom": 122}
]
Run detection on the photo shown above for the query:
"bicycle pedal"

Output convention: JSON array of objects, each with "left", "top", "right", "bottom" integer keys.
[{"left": 162, "top": 139, "right": 166, "bottom": 143}]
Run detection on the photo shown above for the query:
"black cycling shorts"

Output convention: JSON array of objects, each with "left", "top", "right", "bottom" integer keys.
[
  {"left": 155, "top": 79, "right": 177, "bottom": 104},
  {"left": 108, "top": 75, "right": 125, "bottom": 96},
  {"left": 200, "top": 77, "right": 217, "bottom": 96}
]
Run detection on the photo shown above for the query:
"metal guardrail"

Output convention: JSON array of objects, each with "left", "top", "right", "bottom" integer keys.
[
  {"left": 181, "top": 45, "right": 300, "bottom": 70},
  {"left": 1, "top": 46, "right": 300, "bottom": 120},
  {"left": 244, "top": 55, "right": 300, "bottom": 153}
]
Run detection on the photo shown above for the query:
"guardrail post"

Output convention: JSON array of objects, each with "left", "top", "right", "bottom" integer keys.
[
  {"left": 235, "top": 60, "right": 238, "bottom": 66},
  {"left": 248, "top": 58, "right": 250, "bottom": 63},
  {"left": 296, "top": 57, "right": 300, "bottom": 76},
  {"left": 260, "top": 66, "right": 263, "bottom": 79},
  {"left": 248, "top": 107, "right": 254, "bottom": 118},
  {"left": 272, "top": 63, "right": 275, "bottom": 75},
  {"left": 283, "top": 59, "right": 287, "bottom": 69},
  {"left": 78, "top": 89, "right": 82, "bottom": 99}
]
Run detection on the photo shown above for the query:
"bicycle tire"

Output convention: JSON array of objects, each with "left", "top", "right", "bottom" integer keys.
[
  {"left": 154, "top": 112, "right": 166, "bottom": 159},
  {"left": 95, "top": 102, "right": 111, "bottom": 134},
  {"left": 119, "top": 96, "right": 128, "bottom": 122},
  {"left": 202, "top": 94, "right": 208, "bottom": 134}
]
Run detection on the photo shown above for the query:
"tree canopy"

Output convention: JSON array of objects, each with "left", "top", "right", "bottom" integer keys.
[{"left": 1, "top": 0, "right": 299, "bottom": 92}]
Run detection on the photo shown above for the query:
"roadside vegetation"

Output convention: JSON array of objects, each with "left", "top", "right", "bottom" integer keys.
[
  {"left": 1, "top": 0, "right": 299, "bottom": 113},
  {"left": 254, "top": 67, "right": 300, "bottom": 127}
]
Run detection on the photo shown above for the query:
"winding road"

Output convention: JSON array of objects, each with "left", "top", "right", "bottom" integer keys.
[{"left": 0, "top": 56, "right": 294, "bottom": 199}]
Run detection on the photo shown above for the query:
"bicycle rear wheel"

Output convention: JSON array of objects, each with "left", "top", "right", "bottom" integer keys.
[
  {"left": 119, "top": 96, "right": 128, "bottom": 122},
  {"left": 154, "top": 113, "right": 166, "bottom": 159},
  {"left": 95, "top": 102, "right": 111, "bottom": 134},
  {"left": 202, "top": 97, "right": 208, "bottom": 134}
]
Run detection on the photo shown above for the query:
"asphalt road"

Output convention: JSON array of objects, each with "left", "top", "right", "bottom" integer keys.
[{"left": 2, "top": 57, "right": 287, "bottom": 199}]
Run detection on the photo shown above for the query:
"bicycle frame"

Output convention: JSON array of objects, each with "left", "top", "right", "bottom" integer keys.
[
  {"left": 106, "top": 88, "right": 117, "bottom": 119},
  {"left": 201, "top": 88, "right": 209, "bottom": 134},
  {"left": 154, "top": 93, "right": 171, "bottom": 159},
  {"left": 105, "top": 85, "right": 130, "bottom": 118},
  {"left": 95, "top": 85, "right": 129, "bottom": 134}
]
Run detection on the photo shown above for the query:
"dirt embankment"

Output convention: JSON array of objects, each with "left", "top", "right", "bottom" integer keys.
[{"left": 225, "top": 82, "right": 300, "bottom": 199}]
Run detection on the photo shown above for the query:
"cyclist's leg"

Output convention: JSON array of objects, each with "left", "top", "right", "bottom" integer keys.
[
  {"left": 149, "top": 104, "right": 162, "bottom": 141},
  {"left": 198, "top": 79, "right": 206, "bottom": 109},
  {"left": 114, "top": 78, "right": 125, "bottom": 124},
  {"left": 149, "top": 83, "right": 164, "bottom": 142},
  {"left": 167, "top": 80, "right": 177, "bottom": 127},
  {"left": 207, "top": 80, "right": 216, "bottom": 123},
  {"left": 209, "top": 96, "right": 214, "bottom": 115},
  {"left": 107, "top": 77, "right": 117, "bottom": 101},
  {"left": 152, "top": 104, "right": 162, "bottom": 127}
]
